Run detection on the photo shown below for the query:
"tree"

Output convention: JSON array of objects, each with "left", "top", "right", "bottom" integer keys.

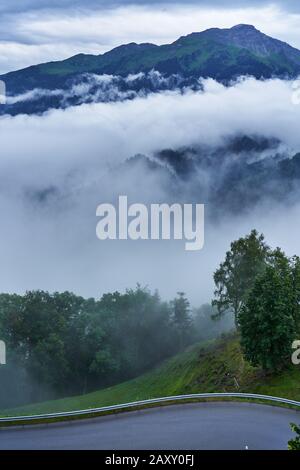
[
  {"left": 0, "top": 286, "right": 194, "bottom": 408},
  {"left": 288, "top": 423, "right": 300, "bottom": 450},
  {"left": 171, "top": 292, "right": 192, "bottom": 350},
  {"left": 212, "top": 230, "right": 270, "bottom": 327},
  {"left": 291, "top": 256, "right": 300, "bottom": 332},
  {"left": 239, "top": 252, "right": 297, "bottom": 372}
]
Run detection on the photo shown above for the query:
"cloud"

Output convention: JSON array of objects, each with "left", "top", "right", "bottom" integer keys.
[
  {"left": 1, "top": 1, "right": 300, "bottom": 15},
  {"left": 0, "top": 3, "right": 300, "bottom": 74},
  {"left": 0, "top": 77, "right": 299, "bottom": 304},
  {"left": 5, "top": 71, "right": 193, "bottom": 107}
]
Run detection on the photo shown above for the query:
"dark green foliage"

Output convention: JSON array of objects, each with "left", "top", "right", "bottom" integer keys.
[
  {"left": 292, "top": 256, "right": 300, "bottom": 332},
  {"left": 171, "top": 292, "right": 192, "bottom": 350},
  {"left": 0, "top": 286, "right": 198, "bottom": 408},
  {"left": 239, "top": 251, "right": 299, "bottom": 372},
  {"left": 288, "top": 423, "right": 300, "bottom": 450},
  {"left": 212, "top": 230, "right": 270, "bottom": 327}
]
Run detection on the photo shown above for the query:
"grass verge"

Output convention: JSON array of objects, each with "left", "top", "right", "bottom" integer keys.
[{"left": 1, "top": 333, "right": 300, "bottom": 426}]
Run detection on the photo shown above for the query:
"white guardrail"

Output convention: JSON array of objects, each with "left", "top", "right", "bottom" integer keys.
[{"left": 0, "top": 393, "right": 300, "bottom": 425}]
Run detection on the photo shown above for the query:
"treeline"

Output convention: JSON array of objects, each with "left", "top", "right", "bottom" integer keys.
[
  {"left": 0, "top": 287, "right": 231, "bottom": 408},
  {"left": 213, "top": 230, "right": 300, "bottom": 372}
]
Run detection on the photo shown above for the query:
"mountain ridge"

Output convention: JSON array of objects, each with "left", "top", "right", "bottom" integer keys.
[{"left": 1, "top": 24, "right": 300, "bottom": 115}]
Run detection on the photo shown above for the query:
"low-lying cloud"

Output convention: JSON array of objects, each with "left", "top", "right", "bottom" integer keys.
[
  {"left": 0, "top": 77, "right": 300, "bottom": 304},
  {"left": 6, "top": 71, "right": 193, "bottom": 108}
]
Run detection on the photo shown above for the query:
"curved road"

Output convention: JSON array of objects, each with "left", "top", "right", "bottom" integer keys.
[{"left": 0, "top": 402, "right": 299, "bottom": 450}]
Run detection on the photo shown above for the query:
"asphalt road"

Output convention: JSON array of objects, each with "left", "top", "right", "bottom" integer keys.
[{"left": 0, "top": 402, "right": 299, "bottom": 450}]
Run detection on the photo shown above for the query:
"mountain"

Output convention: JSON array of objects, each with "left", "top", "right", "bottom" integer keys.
[
  {"left": 121, "top": 135, "right": 300, "bottom": 217},
  {"left": 1, "top": 24, "right": 300, "bottom": 115}
]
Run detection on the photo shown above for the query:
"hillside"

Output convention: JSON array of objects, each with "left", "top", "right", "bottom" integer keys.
[
  {"left": 3, "top": 24, "right": 300, "bottom": 89},
  {"left": 2, "top": 334, "right": 300, "bottom": 417},
  {"left": 125, "top": 138, "right": 300, "bottom": 216},
  {"left": 1, "top": 24, "right": 300, "bottom": 115}
]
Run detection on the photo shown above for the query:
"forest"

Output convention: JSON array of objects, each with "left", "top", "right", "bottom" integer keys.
[{"left": 0, "top": 286, "right": 229, "bottom": 408}]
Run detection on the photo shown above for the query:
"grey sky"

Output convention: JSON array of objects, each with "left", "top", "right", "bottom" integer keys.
[{"left": 0, "top": 0, "right": 300, "bottom": 14}]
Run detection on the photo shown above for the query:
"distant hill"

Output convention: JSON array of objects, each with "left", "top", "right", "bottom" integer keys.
[
  {"left": 1, "top": 24, "right": 300, "bottom": 115},
  {"left": 119, "top": 135, "right": 300, "bottom": 217}
]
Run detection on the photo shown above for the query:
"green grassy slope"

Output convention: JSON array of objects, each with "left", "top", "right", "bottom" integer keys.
[{"left": 2, "top": 333, "right": 300, "bottom": 417}]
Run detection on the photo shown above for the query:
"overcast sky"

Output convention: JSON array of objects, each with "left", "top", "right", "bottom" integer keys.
[{"left": 0, "top": 0, "right": 300, "bottom": 74}]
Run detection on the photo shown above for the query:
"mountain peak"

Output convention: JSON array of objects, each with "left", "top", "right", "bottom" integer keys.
[
  {"left": 2, "top": 24, "right": 300, "bottom": 115},
  {"left": 231, "top": 24, "right": 258, "bottom": 31}
]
